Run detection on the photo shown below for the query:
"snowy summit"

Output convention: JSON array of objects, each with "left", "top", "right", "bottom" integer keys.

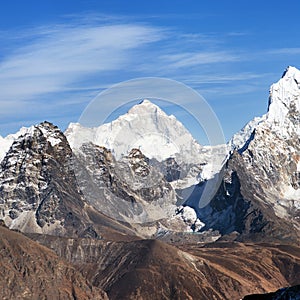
[{"left": 65, "top": 99, "right": 203, "bottom": 163}]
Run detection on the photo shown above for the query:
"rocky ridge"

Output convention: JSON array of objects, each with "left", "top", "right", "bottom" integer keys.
[
  {"left": 197, "top": 66, "right": 300, "bottom": 242},
  {"left": 0, "top": 122, "right": 139, "bottom": 239}
]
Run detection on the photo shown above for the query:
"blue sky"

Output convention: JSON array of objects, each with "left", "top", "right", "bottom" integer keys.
[{"left": 1, "top": 0, "right": 300, "bottom": 142}]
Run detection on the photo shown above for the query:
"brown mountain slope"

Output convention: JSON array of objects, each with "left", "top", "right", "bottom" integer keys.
[
  {"left": 29, "top": 233, "right": 300, "bottom": 300},
  {"left": 0, "top": 224, "right": 108, "bottom": 300}
]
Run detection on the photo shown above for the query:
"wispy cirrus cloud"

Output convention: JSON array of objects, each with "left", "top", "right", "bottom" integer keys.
[
  {"left": 0, "top": 17, "right": 246, "bottom": 122},
  {"left": 159, "top": 51, "right": 240, "bottom": 69},
  {"left": 182, "top": 72, "right": 271, "bottom": 85},
  {"left": 267, "top": 47, "right": 300, "bottom": 55},
  {"left": 0, "top": 23, "right": 165, "bottom": 100},
  {"left": 0, "top": 14, "right": 270, "bottom": 138}
]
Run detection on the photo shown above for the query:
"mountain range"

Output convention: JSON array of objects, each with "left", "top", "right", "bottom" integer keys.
[{"left": 0, "top": 66, "right": 300, "bottom": 299}]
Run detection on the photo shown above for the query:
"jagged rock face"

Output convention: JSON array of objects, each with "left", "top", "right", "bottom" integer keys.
[
  {"left": 235, "top": 67, "right": 300, "bottom": 232},
  {"left": 150, "top": 156, "right": 190, "bottom": 182},
  {"left": 0, "top": 225, "right": 108, "bottom": 300},
  {"left": 74, "top": 143, "right": 177, "bottom": 224},
  {"left": 237, "top": 67, "right": 300, "bottom": 225},
  {"left": 163, "top": 157, "right": 181, "bottom": 181},
  {"left": 127, "top": 148, "right": 151, "bottom": 176},
  {"left": 199, "top": 153, "right": 299, "bottom": 242},
  {"left": 199, "top": 67, "right": 300, "bottom": 241},
  {"left": 240, "top": 128, "right": 300, "bottom": 220},
  {"left": 0, "top": 122, "right": 98, "bottom": 237}
]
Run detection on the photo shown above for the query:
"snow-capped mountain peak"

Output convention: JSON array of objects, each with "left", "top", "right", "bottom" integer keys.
[
  {"left": 0, "top": 122, "right": 64, "bottom": 164},
  {"left": 128, "top": 99, "right": 166, "bottom": 116},
  {"left": 66, "top": 99, "right": 203, "bottom": 163},
  {"left": 231, "top": 66, "right": 300, "bottom": 151},
  {"left": 0, "top": 126, "right": 35, "bottom": 163},
  {"left": 266, "top": 66, "right": 300, "bottom": 136},
  {"left": 226, "top": 66, "right": 300, "bottom": 226},
  {"left": 37, "top": 121, "right": 63, "bottom": 147}
]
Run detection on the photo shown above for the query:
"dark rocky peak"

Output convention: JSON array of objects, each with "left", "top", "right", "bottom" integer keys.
[
  {"left": 202, "top": 68, "right": 300, "bottom": 242},
  {"left": 149, "top": 156, "right": 189, "bottom": 183},
  {"left": 0, "top": 122, "right": 100, "bottom": 237},
  {"left": 163, "top": 157, "right": 181, "bottom": 182},
  {"left": 126, "top": 148, "right": 150, "bottom": 177},
  {"left": 128, "top": 148, "right": 145, "bottom": 159},
  {"left": 243, "top": 285, "right": 300, "bottom": 300},
  {"left": 79, "top": 143, "right": 115, "bottom": 166},
  {"left": 74, "top": 142, "right": 176, "bottom": 226},
  {"left": 38, "top": 121, "right": 64, "bottom": 140}
]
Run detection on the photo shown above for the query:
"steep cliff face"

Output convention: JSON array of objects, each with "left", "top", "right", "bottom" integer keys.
[
  {"left": 239, "top": 67, "right": 300, "bottom": 221},
  {"left": 0, "top": 122, "right": 80, "bottom": 234},
  {"left": 199, "top": 153, "right": 299, "bottom": 242},
  {"left": 198, "top": 67, "right": 300, "bottom": 241},
  {"left": 74, "top": 143, "right": 193, "bottom": 233},
  {"left": 0, "top": 121, "right": 129, "bottom": 238}
]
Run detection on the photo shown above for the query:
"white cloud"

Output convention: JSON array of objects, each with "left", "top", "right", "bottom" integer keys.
[
  {"left": 0, "top": 23, "right": 165, "bottom": 100},
  {"left": 159, "top": 51, "right": 240, "bottom": 69},
  {"left": 267, "top": 48, "right": 300, "bottom": 55},
  {"left": 182, "top": 72, "right": 271, "bottom": 84},
  {"left": 0, "top": 15, "right": 266, "bottom": 137}
]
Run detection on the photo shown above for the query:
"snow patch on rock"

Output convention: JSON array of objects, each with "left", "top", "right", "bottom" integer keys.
[{"left": 175, "top": 206, "right": 205, "bottom": 232}]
